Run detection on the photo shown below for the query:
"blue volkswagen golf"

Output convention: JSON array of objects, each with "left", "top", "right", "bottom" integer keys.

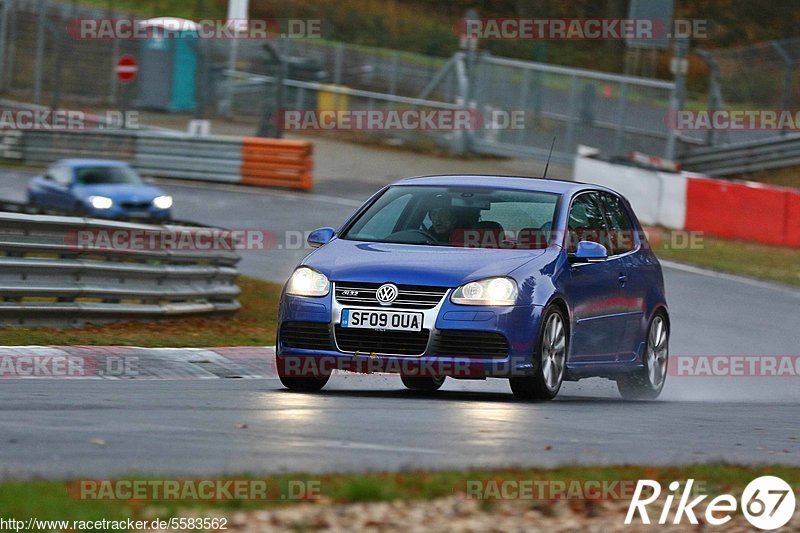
[{"left": 277, "top": 175, "right": 669, "bottom": 400}]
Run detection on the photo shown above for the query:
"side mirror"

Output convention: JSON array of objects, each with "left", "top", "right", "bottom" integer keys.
[
  {"left": 307, "top": 227, "right": 335, "bottom": 248},
  {"left": 569, "top": 240, "right": 608, "bottom": 263},
  {"left": 43, "top": 174, "right": 54, "bottom": 181}
]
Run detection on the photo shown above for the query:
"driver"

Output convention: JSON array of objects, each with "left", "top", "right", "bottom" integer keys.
[{"left": 428, "top": 206, "right": 458, "bottom": 242}]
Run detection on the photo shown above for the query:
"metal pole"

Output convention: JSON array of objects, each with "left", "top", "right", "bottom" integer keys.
[
  {"left": 333, "top": 43, "right": 343, "bottom": 86},
  {"left": 695, "top": 49, "right": 722, "bottom": 146},
  {"left": 612, "top": 82, "right": 629, "bottom": 156},
  {"left": 33, "top": 0, "right": 46, "bottom": 105},
  {"left": 4, "top": 0, "right": 16, "bottom": 91},
  {"left": 770, "top": 41, "right": 793, "bottom": 136},
  {"left": 664, "top": 37, "right": 688, "bottom": 160},
  {"left": 388, "top": 52, "right": 399, "bottom": 95},
  {"left": 0, "top": 0, "right": 8, "bottom": 90}
]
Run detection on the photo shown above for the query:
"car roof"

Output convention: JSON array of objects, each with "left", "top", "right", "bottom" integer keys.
[
  {"left": 391, "top": 174, "right": 615, "bottom": 196},
  {"left": 53, "top": 159, "right": 131, "bottom": 168}
]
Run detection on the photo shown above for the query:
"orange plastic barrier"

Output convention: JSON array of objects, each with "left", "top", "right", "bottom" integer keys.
[
  {"left": 240, "top": 138, "right": 313, "bottom": 191},
  {"left": 684, "top": 178, "right": 792, "bottom": 246}
]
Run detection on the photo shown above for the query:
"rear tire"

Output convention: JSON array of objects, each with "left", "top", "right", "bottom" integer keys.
[
  {"left": 616, "top": 312, "right": 669, "bottom": 400},
  {"left": 401, "top": 376, "right": 445, "bottom": 391},
  {"left": 510, "top": 305, "right": 568, "bottom": 401}
]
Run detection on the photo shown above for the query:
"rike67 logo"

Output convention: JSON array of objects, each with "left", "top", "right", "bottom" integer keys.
[{"left": 625, "top": 476, "right": 796, "bottom": 530}]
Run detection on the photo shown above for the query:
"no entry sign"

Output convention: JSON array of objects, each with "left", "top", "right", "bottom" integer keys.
[{"left": 115, "top": 55, "right": 138, "bottom": 83}]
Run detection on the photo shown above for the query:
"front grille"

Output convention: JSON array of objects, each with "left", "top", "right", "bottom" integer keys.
[
  {"left": 280, "top": 321, "right": 333, "bottom": 350},
  {"left": 121, "top": 201, "right": 151, "bottom": 209},
  {"left": 431, "top": 330, "right": 509, "bottom": 358},
  {"left": 334, "top": 325, "right": 430, "bottom": 356},
  {"left": 335, "top": 282, "right": 448, "bottom": 310}
]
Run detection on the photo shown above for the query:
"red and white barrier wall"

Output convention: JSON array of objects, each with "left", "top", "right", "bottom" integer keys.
[{"left": 574, "top": 152, "right": 800, "bottom": 248}]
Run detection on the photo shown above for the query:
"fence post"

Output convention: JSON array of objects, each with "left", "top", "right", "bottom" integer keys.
[
  {"left": 665, "top": 37, "right": 688, "bottom": 160},
  {"left": 33, "top": 0, "right": 46, "bottom": 105},
  {"left": 564, "top": 75, "right": 578, "bottom": 155},
  {"left": 696, "top": 49, "right": 723, "bottom": 147},
  {"left": 770, "top": 41, "right": 793, "bottom": 136},
  {"left": 613, "top": 82, "right": 629, "bottom": 157},
  {"left": 388, "top": 51, "right": 399, "bottom": 95},
  {"left": 0, "top": 0, "right": 8, "bottom": 90},
  {"left": 333, "top": 43, "right": 343, "bottom": 86}
]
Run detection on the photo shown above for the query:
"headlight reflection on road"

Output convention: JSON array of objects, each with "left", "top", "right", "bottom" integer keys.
[
  {"left": 267, "top": 392, "right": 322, "bottom": 422},
  {"left": 454, "top": 401, "right": 526, "bottom": 444}
]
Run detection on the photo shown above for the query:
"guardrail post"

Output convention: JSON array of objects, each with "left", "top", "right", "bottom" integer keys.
[{"left": 665, "top": 37, "right": 689, "bottom": 161}]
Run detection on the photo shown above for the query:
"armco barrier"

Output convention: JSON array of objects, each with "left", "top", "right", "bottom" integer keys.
[
  {"left": 0, "top": 210, "right": 241, "bottom": 327},
  {"left": 575, "top": 151, "right": 800, "bottom": 248},
  {"left": 4, "top": 130, "right": 313, "bottom": 191},
  {"left": 240, "top": 137, "right": 313, "bottom": 190}
]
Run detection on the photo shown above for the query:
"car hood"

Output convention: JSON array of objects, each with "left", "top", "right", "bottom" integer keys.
[
  {"left": 73, "top": 184, "right": 165, "bottom": 202},
  {"left": 303, "top": 238, "right": 547, "bottom": 287}
]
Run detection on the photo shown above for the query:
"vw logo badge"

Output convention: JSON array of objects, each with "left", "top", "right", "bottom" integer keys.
[{"left": 375, "top": 283, "right": 398, "bottom": 305}]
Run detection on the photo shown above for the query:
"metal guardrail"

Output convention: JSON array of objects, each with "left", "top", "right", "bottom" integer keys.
[
  {"left": 679, "top": 134, "right": 800, "bottom": 176},
  {"left": 2, "top": 128, "right": 313, "bottom": 189},
  {"left": 0, "top": 209, "right": 241, "bottom": 327}
]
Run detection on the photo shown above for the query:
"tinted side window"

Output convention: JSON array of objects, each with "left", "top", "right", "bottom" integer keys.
[
  {"left": 48, "top": 166, "right": 73, "bottom": 186},
  {"left": 567, "top": 193, "right": 609, "bottom": 253},
  {"left": 599, "top": 193, "right": 635, "bottom": 254}
]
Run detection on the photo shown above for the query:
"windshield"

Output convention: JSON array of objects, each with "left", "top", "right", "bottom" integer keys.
[
  {"left": 74, "top": 165, "right": 143, "bottom": 185},
  {"left": 342, "top": 185, "right": 559, "bottom": 249}
]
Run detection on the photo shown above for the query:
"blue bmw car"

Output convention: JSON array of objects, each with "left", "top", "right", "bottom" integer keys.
[
  {"left": 277, "top": 175, "right": 669, "bottom": 400},
  {"left": 28, "top": 159, "right": 173, "bottom": 220}
]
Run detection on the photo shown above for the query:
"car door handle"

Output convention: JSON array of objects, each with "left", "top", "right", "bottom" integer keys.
[{"left": 618, "top": 274, "right": 628, "bottom": 285}]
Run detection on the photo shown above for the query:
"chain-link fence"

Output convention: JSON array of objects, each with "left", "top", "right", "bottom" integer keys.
[
  {"left": 0, "top": 0, "right": 679, "bottom": 163},
  {"left": 693, "top": 37, "right": 800, "bottom": 146}
]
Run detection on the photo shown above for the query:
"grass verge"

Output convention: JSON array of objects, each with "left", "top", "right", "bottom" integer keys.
[
  {"left": 1, "top": 465, "right": 798, "bottom": 522},
  {"left": 650, "top": 229, "right": 800, "bottom": 287},
  {"left": 0, "top": 277, "right": 281, "bottom": 347}
]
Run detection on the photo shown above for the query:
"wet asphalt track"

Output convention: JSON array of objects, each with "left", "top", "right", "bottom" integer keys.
[{"left": 0, "top": 169, "right": 799, "bottom": 478}]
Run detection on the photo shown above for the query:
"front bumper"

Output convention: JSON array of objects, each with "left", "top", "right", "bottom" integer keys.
[
  {"left": 277, "top": 291, "right": 544, "bottom": 378},
  {"left": 84, "top": 204, "right": 171, "bottom": 221}
]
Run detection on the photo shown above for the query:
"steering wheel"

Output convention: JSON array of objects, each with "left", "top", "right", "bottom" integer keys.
[
  {"left": 410, "top": 228, "right": 439, "bottom": 241},
  {"left": 387, "top": 228, "right": 441, "bottom": 243}
]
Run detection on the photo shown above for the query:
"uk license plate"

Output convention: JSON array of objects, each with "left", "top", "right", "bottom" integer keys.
[{"left": 340, "top": 309, "right": 423, "bottom": 332}]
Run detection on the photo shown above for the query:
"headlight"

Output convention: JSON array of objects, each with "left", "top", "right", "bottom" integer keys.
[
  {"left": 152, "top": 195, "right": 173, "bottom": 209},
  {"left": 451, "top": 277, "right": 518, "bottom": 306},
  {"left": 88, "top": 196, "right": 113, "bottom": 209},
  {"left": 286, "top": 267, "right": 330, "bottom": 297}
]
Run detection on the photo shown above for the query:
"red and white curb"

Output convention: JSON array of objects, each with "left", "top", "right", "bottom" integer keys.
[{"left": 0, "top": 346, "right": 278, "bottom": 380}]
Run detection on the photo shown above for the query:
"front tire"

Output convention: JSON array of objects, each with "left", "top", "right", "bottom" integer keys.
[
  {"left": 276, "top": 357, "right": 331, "bottom": 392},
  {"left": 510, "top": 305, "right": 567, "bottom": 401},
  {"left": 401, "top": 376, "right": 445, "bottom": 391},
  {"left": 616, "top": 312, "right": 669, "bottom": 400}
]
